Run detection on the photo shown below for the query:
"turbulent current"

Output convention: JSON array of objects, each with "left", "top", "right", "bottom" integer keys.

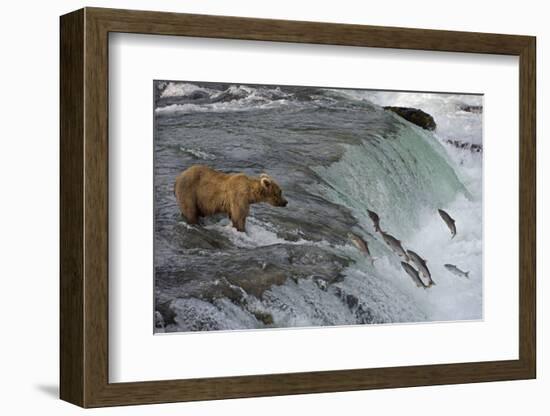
[{"left": 153, "top": 81, "right": 483, "bottom": 333}]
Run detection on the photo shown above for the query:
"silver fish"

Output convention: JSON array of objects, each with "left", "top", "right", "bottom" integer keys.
[
  {"left": 406, "top": 250, "right": 435, "bottom": 286},
  {"left": 401, "top": 262, "right": 428, "bottom": 289},
  {"left": 367, "top": 209, "right": 382, "bottom": 233},
  {"left": 444, "top": 263, "right": 470, "bottom": 278},
  {"left": 438, "top": 209, "right": 456, "bottom": 239},
  {"left": 348, "top": 232, "right": 375, "bottom": 266},
  {"left": 381, "top": 231, "right": 410, "bottom": 262}
]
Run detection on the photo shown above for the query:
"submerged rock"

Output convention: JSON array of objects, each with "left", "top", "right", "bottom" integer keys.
[{"left": 383, "top": 106, "right": 436, "bottom": 131}]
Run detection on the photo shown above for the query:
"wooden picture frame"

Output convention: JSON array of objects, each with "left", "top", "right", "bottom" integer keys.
[{"left": 60, "top": 7, "right": 536, "bottom": 408}]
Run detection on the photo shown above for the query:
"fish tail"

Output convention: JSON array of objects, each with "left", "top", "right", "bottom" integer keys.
[{"left": 465, "top": 272, "right": 470, "bottom": 278}]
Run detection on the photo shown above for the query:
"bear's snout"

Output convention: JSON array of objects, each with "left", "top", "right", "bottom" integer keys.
[{"left": 280, "top": 198, "right": 288, "bottom": 207}]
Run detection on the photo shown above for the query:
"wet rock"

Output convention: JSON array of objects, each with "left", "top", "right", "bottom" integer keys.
[
  {"left": 332, "top": 286, "right": 381, "bottom": 324},
  {"left": 459, "top": 104, "right": 483, "bottom": 114},
  {"left": 252, "top": 311, "right": 274, "bottom": 325},
  {"left": 355, "top": 304, "right": 376, "bottom": 324},
  {"left": 312, "top": 276, "right": 329, "bottom": 291},
  {"left": 445, "top": 139, "right": 483, "bottom": 153},
  {"left": 172, "top": 221, "right": 234, "bottom": 250},
  {"left": 310, "top": 273, "right": 345, "bottom": 291},
  {"left": 226, "top": 267, "right": 288, "bottom": 299},
  {"left": 155, "top": 300, "right": 177, "bottom": 326},
  {"left": 154, "top": 311, "right": 165, "bottom": 329},
  {"left": 188, "top": 90, "right": 210, "bottom": 100},
  {"left": 156, "top": 243, "right": 351, "bottom": 304},
  {"left": 345, "top": 294, "right": 359, "bottom": 309},
  {"left": 383, "top": 106, "right": 436, "bottom": 131}
]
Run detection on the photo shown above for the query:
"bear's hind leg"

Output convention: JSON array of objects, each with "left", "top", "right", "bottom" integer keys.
[{"left": 229, "top": 201, "right": 249, "bottom": 232}]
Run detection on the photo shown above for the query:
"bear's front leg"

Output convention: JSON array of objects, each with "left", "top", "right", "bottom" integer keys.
[
  {"left": 229, "top": 200, "right": 249, "bottom": 232},
  {"left": 182, "top": 205, "right": 199, "bottom": 225},
  {"left": 232, "top": 217, "right": 246, "bottom": 232}
]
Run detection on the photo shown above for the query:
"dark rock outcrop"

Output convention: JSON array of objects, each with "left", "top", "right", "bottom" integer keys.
[{"left": 383, "top": 106, "right": 436, "bottom": 131}]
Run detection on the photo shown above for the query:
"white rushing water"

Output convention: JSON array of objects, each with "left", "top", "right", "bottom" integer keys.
[{"left": 351, "top": 90, "right": 483, "bottom": 145}]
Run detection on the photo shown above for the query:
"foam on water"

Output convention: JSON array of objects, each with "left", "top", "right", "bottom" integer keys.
[
  {"left": 156, "top": 83, "right": 319, "bottom": 115},
  {"left": 155, "top": 98, "right": 296, "bottom": 115},
  {"left": 203, "top": 217, "right": 309, "bottom": 248},
  {"left": 386, "top": 194, "right": 482, "bottom": 321},
  {"left": 179, "top": 146, "right": 216, "bottom": 160},
  {"left": 160, "top": 82, "right": 219, "bottom": 98}
]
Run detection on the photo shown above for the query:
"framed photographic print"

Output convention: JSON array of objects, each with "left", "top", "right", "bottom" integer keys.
[{"left": 60, "top": 7, "right": 536, "bottom": 408}]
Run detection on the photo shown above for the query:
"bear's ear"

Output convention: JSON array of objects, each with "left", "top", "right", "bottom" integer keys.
[{"left": 261, "top": 176, "right": 271, "bottom": 188}]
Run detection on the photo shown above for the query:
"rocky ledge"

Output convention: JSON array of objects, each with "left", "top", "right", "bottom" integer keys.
[{"left": 383, "top": 106, "right": 437, "bottom": 131}]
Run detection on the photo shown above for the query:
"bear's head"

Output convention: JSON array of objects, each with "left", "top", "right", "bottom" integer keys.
[{"left": 260, "top": 174, "right": 288, "bottom": 207}]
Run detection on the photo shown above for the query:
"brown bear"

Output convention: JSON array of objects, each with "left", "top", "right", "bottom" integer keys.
[{"left": 174, "top": 165, "right": 288, "bottom": 232}]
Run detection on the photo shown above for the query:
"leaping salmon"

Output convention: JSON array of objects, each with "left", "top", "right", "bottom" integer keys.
[
  {"left": 380, "top": 231, "right": 410, "bottom": 262},
  {"left": 367, "top": 209, "right": 382, "bottom": 233},
  {"left": 444, "top": 264, "right": 470, "bottom": 278},
  {"left": 407, "top": 249, "right": 435, "bottom": 287},
  {"left": 348, "top": 232, "right": 376, "bottom": 266},
  {"left": 438, "top": 209, "right": 456, "bottom": 239},
  {"left": 401, "top": 262, "right": 428, "bottom": 289}
]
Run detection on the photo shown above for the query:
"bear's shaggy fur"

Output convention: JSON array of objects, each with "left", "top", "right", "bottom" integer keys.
[{"left": 174, "top": 165, "right": 288, "bottom": 232}]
